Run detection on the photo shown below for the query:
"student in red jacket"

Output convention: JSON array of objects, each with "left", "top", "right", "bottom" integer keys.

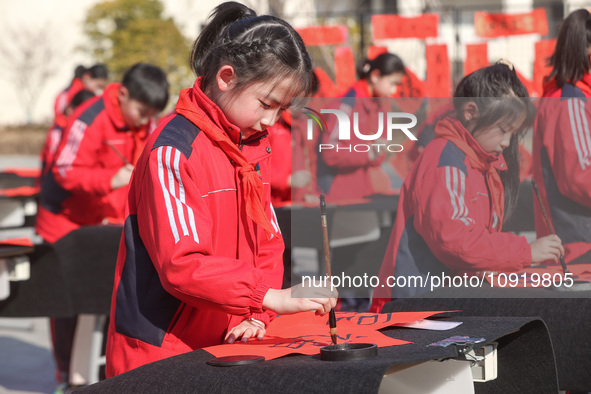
[
  {"left": 106, "top": 2, "right": 337, "bottom": 377},
  {"left": 53, "top": 64, "right": 108, "bottom": 126},
  {"left": 39, "top": 63, "right": 169, "bottom": 391},
  {"left": 40, "top": 89, "right": 96, "bottom": 180},
  {"left": 533, "top": 9, "right": 591, "bottom": 265},
  {"left": 318, "top": 53, "right": 405, "bottom": 201},
  {"left": 36, "top": 63, "right": 169, "bottom": 243},
  {"left": 370, "top": 62, "right": 564, "bottom": 312}
]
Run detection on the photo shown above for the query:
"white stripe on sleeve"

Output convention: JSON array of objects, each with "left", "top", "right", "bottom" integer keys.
[
  {"left": 568, "top": 99, "right": 589, "bottom": 170},
  {"left": 157, "top": 146, "right": 180, "bottom": 243},
  {"left": 167, "top": 147, "right": 189, "bottom": 237},
  {"left": 445, "top": 166, "right": 471, "bottom": 226}
]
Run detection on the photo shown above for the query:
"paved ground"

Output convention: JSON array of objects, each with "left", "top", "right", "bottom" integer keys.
[
  {"left": 1, "top": 156, "right": 56, "bottom": 394},
  {"left": 0, "top": 318, "right": 57, "bottom": 394}
]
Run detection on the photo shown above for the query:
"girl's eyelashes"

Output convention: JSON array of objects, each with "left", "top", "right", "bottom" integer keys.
[{"left": 259, "top": 101, "right": 271, "bottom": 109}]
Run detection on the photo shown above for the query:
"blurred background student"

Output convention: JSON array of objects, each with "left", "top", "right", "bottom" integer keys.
[
  {"left": 317, "top": 52, "right": 405, "bottom": 202},
  {"left": 36, "top": 63, "right": 169, "bottom": 393},
  {"left": 371, "top": 62, "right": 564, "bottom": 312},
  {"left": 532, "top": 8, "right": 591, "bottom": 265},
  {"left": 53, "top": 64, "right": 109, "bottom": 127}
]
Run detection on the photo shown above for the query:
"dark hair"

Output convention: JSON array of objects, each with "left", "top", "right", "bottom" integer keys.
[
  {"left": 88, "top": 63, "right": 109, "bottom": 80},
  {"left": 74, "top": 65, "right": 87, "bottom": 79},
  {"left": 190, "top": 1, "right": 314, "bottom": 105},
  {"left": 70, "top": 89, "right": 95, "bottom": 109},
  {"left": 358, "top": 53, "right": 405, "bottom": 80},
  {"left": 121, "top": 63, "right": 169, "bottom": 112},
  {"left": 453, "top": 62, "right": 535, "bottom": 222},
  {"left": 547, "top": 9, "right": 591, "bottom": 88}
]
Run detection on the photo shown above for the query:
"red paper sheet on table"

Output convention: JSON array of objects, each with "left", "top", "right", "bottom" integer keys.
[
  {"left": 204, "top": 311, "right": 451, "bottom": 360},
  {"left": 0, "top": 186, "right": 40, "bottom": 197},
  {"left": 474, "top": 8, "right": 548, "bottom": 38},
  {"left": 0, "top": 238, "right": 34, "bottom": 247},
  {"left": 486, "top": 264, "right": 591, "bottom": 288},
  {"left": 1, "top": 168, "right": 41, "bottom": 178}
]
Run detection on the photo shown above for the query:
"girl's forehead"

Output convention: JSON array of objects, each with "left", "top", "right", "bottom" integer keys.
[
  {"left": 496, "top": 111, "right": 527, "bottom": 130},
  {"left": 249, "top": 77, "right": 300, "bottom": 106}
]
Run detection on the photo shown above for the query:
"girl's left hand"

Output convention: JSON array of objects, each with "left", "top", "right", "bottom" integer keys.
[{"left": 224, "top": 319, "right": 266, "bottom": 344}]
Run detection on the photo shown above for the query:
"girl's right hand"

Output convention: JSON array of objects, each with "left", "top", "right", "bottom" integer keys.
[
  {"left": 530, "top": 234, "right": 565, "bottom": 264},
  {"left": 262, "top": 284, "right": 338, "bottom": 316},
  {"left": 111, "top": 164, "right": 134, "bottom": 189}
]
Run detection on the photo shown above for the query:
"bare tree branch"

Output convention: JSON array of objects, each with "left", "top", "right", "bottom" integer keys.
[{"left": 0, "top": 23, "right": 63, "bottom": 123}]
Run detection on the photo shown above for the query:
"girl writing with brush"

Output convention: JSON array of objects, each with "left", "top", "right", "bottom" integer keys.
[
  {"left": 106, "top": 2, "right": 337, "bottom": 377},
  {"left": 370, "top": 61, "right": 564, "bottom": 311},
  {"left": 532, "top": 9, "right": 591, "bottom": 266}
]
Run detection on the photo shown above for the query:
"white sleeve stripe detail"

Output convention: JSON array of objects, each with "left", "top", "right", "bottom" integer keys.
[
  {"left": 456, "top": 168, "right": 465, "bottom": 219},
  {"left": 270, "top": 202, "right": 280, "bottom": 234},
  {"left": 573, "top": 99, "right": 589, "bottom": 161},
  {"left": 186, "top": 205, "right": 199, "bottom": 243},
  {"left": 578, "top": 100, "right": 591, "bottom": 167},
  {"left": 172, "top": 148, "right": 198, "bottom": 242},
  {"left": 56, "top": 120, "right": 87, "bottom": 176},
  {"left": 446, "top": 166, "right": 471, "bottom": 226},
  {"left": 167, "top": 147, "right": 189, "bottom": 237},
  {"left": 157, "top": 146, "right": 180, "bottom": 243},
  {"left": 458, "top": 168, "right": 470, "bottom": 224},
  {"left": 173, "top": 148, "right": 195, "bottom": 240},
  {"left": 446, "top": 166, "right": 459, "bottom": 221},
  {"left": 456, "top": 168, "right": 471, "bottom": 226},
  {"left": 569, "top": 99, "right": 588, "bottom": 170},
  {"left": 174, "top": 149, "right": 186, "bottom": 203}
]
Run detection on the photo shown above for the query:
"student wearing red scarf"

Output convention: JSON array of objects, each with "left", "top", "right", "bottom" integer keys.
[
  {"left": 532, "top": 9, "right": 591, "bottom": 266},
  {"left": 106, "top": 2, "right": 336, "bottom": 377},
  {"left": 36, "top": 63, "right": 168, "bottom": 243},
  {"left": 371, "top": 62, "right": 564, "bottom": 312}
]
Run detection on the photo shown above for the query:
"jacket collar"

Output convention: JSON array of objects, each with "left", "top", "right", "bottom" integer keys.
[
  {"left": 103, "top": 83, "right": 128, "bottom": 131},
  {"left": 435, "top": 116, "right": 507, "bottom": 171},
  {"left": 184, "top": 78, "right": 269, "bottom": 145}
]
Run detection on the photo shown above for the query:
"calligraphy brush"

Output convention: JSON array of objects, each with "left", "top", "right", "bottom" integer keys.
[
  {"left": 319, "top": 194, "right": 337, "bottom": 345},
  {"left": 531, "top": 178, "right": 570, "bottom": 274},
  {"left": 104, "top": 140, "right": 131, "bottom": 165}
]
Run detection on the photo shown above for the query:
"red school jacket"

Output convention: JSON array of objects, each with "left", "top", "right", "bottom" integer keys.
[
  {"left": 35, "top": 83, "right": 152, "bottom": 243},
  {"left": 532, "top": 74, "right": 591, "bottom": 264},
  {"left": 370, "top": 117, "right": 531, "bottom": 312},
  {"left": 106, "top": 79, "right": 284, "bottom": 377}
]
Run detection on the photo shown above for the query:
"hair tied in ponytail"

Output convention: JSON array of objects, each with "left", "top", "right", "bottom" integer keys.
[{"left": 496, "top": 59, "right": 515, "bottom": 71}]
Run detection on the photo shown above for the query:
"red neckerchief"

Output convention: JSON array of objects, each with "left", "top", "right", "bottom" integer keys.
[
  {"left": 435, "top": 117, "right": 506, "bottom": 231},
  {"left": 542, "top": 72, "right": 591, "bottom": 97},
  {"left": 104, "top": 83, "right": 127, "bottom": 130},
  {"left": 175, "top": 78, "right": 279, "bottom": 240}
]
